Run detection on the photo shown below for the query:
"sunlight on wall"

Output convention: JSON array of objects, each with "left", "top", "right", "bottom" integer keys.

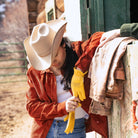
[{"left": 64, "top": 0, "right": 82, "bottom": 41}]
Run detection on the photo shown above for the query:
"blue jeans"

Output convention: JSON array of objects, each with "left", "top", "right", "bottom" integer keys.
[{"left": 46, "top": 118, "right": 86, "bottom": 138}]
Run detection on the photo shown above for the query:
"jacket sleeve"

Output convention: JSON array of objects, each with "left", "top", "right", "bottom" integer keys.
[
  {"left": 120, "top": 23, "right": 138, "bottom": 39},
  {"left": 75, "top": 32, "right": 104, "bottom": 72},
  {"left": 26, "top": 67, "right": 68, "bottom": 121}
]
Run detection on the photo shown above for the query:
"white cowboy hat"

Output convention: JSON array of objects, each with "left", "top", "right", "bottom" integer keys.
[{"left": 24, "top": 19, "right": 67, "bottom": 70}]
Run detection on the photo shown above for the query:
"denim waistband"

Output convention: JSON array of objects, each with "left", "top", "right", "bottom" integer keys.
[
  {"left": 54, "top": 118, "right": 85, "bottom": 123},
  {"left": 46, "top": 118, "right": 86, "bottom": 138}
]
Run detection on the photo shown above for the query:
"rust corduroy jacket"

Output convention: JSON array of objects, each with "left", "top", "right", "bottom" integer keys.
[{"left": 26, "top": 32, "right": 108, "bottom": 138}]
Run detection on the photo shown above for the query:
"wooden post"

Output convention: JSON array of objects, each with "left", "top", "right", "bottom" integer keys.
[{"left": 108, "top": 41, "right": 138, "bottom": 138}]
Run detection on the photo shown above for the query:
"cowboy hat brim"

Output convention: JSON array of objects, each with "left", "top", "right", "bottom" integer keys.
[
  {"left": 24, "top": 36, "right": 52, "bottom": 70},
  {"left": 24, "top": 20, "right": 67, "bottom": 70}
]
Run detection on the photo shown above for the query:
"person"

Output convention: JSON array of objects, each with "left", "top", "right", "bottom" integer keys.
[
  {"left": 24, "top": 19, "right": 108, "bottom": 138},
  {"left": 99, "top": 23, "right": 138, "bottom": 47}
]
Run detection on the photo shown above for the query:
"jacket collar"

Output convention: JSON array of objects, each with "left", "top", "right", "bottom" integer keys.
[{"left": 40, "top": 69, "right": 53, "bottom": 75}]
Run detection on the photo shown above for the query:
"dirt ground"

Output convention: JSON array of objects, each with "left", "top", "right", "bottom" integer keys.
[{"left": 0, "top": 75, "right": 33, "bottom": 138}]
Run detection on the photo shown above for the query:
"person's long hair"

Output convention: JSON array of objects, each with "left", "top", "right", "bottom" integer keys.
[{"left": 61, "top": 37, "right": 78, "bottom": 90}]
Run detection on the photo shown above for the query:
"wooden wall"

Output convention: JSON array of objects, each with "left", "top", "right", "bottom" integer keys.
[{"left": 26, "top": 0, "right": 64, "bottom": 35}]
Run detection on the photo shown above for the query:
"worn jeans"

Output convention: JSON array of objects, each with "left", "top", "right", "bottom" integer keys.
[{"left": 46, "top": 118, "right": 86, "bottom": 138}]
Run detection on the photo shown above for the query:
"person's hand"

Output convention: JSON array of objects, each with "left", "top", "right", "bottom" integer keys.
[
  {"left": 99, "top": 29, "right": 120, "bottom": 47},
  {"left": 71, "top": 68, "right": 87, "bottom": 101},
  {"left": 65, "top": 96, "right": 80, "bottom": 112},
  {"left": 64, "top": 97, "right": 81, "bottom": 134}
]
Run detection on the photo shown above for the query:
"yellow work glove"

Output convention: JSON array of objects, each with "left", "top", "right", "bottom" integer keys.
[
  {"left": 64, "top": 103, "right": 81, "bottom": 134},
  {"left": 64, "top": 111, "right": 75, "bottom": 134},
  {"left": 71, "top": 68, "right": 87, "bottom": 101},
  {"left": 64, "top": 67, "right": 87, "bottom": 134}
]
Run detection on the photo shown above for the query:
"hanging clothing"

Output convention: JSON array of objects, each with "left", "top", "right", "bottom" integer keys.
[{"left": 88, "top": 37, "right": 136, "bottom": 115}]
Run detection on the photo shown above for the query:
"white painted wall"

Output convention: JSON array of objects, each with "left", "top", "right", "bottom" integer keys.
[
  {"left": 64, "top": 0, "right": 82, "bottom": 41},
  {"left": 86, "top": 132, "right": 102, "bottom": 138}
]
